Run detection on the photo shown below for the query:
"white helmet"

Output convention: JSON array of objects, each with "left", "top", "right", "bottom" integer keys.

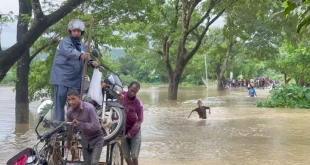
[{"left": 68, "top": 19, "right": 85, "bottom": 31}]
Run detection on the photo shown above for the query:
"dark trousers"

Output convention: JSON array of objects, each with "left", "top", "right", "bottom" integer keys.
[
  {"left": 53, "top": 85, "right": 78, "bottom": 121},
  {"left": 82, "top": 145, "right": 103, "bottom": 165}
]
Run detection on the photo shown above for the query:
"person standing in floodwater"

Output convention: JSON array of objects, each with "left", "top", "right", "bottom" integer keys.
[
  {"left": 121, "top": 82, "right": 144, "bottom": 165},
  {"left": 248, "top": 84, "right": 257, "bottom": 97},
  {"left": 188, "top": 100, "right": 211, "bottom": 119}
]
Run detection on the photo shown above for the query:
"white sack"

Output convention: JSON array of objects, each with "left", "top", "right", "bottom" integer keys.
[{"left": 87, "top": 68, "right": 103, "bottom": 104}]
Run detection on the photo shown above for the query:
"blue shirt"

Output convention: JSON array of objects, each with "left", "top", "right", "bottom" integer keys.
[{"left": 50, "top": 36, "right": 86, "bottom": 89}]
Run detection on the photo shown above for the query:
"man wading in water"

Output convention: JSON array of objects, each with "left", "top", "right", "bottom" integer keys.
[{"left": 188, "top": 100, "right": 211, "bottom": 119}]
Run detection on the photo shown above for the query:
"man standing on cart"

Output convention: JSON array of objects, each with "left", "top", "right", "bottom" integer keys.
[
  {"left": 121, "top": 82, "right": 144, "bottom": 165},
  {"left": 50, "top": 19, "right": 98, "bottom": 121}
]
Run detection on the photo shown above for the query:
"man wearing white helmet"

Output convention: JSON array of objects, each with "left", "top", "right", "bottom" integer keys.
[{"left": 50, "top": 19, "right": 99, "bottom": 121}]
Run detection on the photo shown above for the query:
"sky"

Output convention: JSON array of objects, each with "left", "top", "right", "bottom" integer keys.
[
  {"left": 0, "top": 0, "right": 224, "bottom": 48},
  {"left": 0, "top": 0, "right": 19, "bottom": 48}
]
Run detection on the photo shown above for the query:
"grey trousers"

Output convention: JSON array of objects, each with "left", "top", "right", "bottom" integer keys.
[
  {"left": 53, "top": 85, "right": 78, "bottom": 121},
  {"left": 82, "top": 145, "right": 103, "bottom": 165},
  {"left": 121, "top": 130, "right": 141, "bottom": 159}
]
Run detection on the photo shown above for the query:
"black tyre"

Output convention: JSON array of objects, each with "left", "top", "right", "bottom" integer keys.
[{"left": 101, "top": 107, "right": 125, "bottom": 141}]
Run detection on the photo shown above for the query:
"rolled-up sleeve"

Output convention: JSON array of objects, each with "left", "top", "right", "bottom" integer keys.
[
  {"left": 57, "top": 38, "right": 82, "bottom": 59},
  {"left": 127, "top": 104, "right": 144, "bottom": 138}
]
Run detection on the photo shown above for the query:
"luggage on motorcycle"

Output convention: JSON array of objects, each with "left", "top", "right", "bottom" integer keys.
[
  {"left": 88, "top": 68, "right": 103, "bottom": 105},
  {"left": 7, "top": 148, "right": 36, "bottom": 165}
]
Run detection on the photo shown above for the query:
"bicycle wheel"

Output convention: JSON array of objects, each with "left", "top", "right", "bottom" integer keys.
[
  {"left": 109, "top": 142, "right": 123, "bottom": 165},
  {"left": 101, "top": 107, "right": 125, "bottom": 141},
  {"left": 43, "top": 137, "right": 66, "bottom": 165}
]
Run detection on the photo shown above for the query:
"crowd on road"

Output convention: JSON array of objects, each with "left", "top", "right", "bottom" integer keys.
[{"left": 225, "top": 77, "right": 280, "bottom": 89}]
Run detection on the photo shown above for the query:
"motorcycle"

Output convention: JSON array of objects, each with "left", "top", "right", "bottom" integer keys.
[{"left": 85, "top": 49, "right": 126, "bottom": 141}]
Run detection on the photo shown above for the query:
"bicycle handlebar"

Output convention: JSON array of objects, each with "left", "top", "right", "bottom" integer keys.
[{"left": 37, "top": 120, "right": 72, "bottom": 140}]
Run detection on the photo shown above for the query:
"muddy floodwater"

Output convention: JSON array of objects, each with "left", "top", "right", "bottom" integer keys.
[{"left": 1, "top": 86, "right": 310, "bottom": 165}]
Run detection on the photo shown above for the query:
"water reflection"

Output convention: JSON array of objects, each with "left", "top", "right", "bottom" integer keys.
[{"left": 14, "top": 124, "right": 29, "bottom": 134}]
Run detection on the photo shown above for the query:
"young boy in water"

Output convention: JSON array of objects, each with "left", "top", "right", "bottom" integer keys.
[{"left": 188, "top": 100, "right": 211, "bottom": 119}]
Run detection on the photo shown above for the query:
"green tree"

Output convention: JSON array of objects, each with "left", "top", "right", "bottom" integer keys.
[
  {"left": 276, "top": 40, "right": 310, "bottom": 86},
  {"left": 119, "top": 0, "right": 235, "bottom": 100},
  {"left": 283, "top": 0, "right": 310, "bottom": 33}
]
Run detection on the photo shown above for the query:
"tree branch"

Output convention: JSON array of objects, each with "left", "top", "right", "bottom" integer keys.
[
  {"left": 163, "top": 37, "right": 174, "bottom": 77},
  {"left": 207, "top": 8, "right": 225, "bottom": 27},
  {"left": 158, "top": 0, "right": 181, "bottom": 77},
  {"left": 145, "top": 47, "right": 164, "bottom": 56},
  {"left": 0, "top": 32, "right": 2, "bottom": 52},
  {"left": 0, "top": 27, "right": 2, "bottom": 51},
  {"left": 186, "top": 0, "right": 220, "bottom": 35},
  {"left": 29, "top": 38, "right": 59, "bottom": 62},
  {"left": 184, "top": 8, "right": 225, "bottom": 63},
  {"left": 184, "top": 0, "right": 202, "bottom": 30},
  {"left": 47, "top": 0, "right": 86, "bottom": 24},
  {"left": 31, "top": 0, "right": 44, "bottom": 20},
  {"left": 170, "top": 0, "right": 180, "bottom": 35}
]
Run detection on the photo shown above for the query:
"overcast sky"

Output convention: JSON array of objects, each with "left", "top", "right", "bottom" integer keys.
[
  {"left": 0, "top": 0, "right": 224, "bottom": 48},
  {"left": 0, "top": 0, "right": 19, "bottom": 48}
]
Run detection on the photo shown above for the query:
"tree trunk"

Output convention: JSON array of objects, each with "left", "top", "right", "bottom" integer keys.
[
  {"left": 159, "top": 0, "right": 226, "bottom": 100},
  {"left": 284, "top": 74, "right": 291, "bottom": 85},
  {"left": 15, "top": 0, "right": 32, "bottom": 124},
  {"left": 168, "top": 76, "right": 180, "bottom": 100},
  {"left": 216, "top": 42, "right": 233, "bottom": 91},
  {"left": 0, "top": 28, "right": 2, "bottom": 51},
  {"left": 298, "top": 75, "right": 305, "bottom": 87},
  {"left": 15, "top": 51, "right": 30, "bottom": 124},
  {"left": 168, "top": 69, "right": 182, "bottom": 100},
  {"left": 217, "top": 75, "right": 225, "bottom": 91}
]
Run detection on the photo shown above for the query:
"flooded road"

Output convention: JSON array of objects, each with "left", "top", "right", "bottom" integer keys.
[{"left": 1, "top": 86, "right": 310, "bottom": 165}]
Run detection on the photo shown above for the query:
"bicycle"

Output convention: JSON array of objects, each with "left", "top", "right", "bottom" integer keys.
[{"left": 7, "top": 112, "right": 72, "bottom": 165}]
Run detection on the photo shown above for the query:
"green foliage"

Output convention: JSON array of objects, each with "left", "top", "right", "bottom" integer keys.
[
  {"left": 270, "top": 39, "right": 310, "bottom": 86},
  {"left": 256, "top": 85, "right": 310, "bottom": 109},
  {"left": 0, "top": 11, "right": 14, "bottom": 26},
  {"left": 119, "top": 75, "right": 138, "bottom": 87},
  {"left": 0, "top": 73, "right": 15, "bottom": 85},
  {"left": 283, "top": 0, "right": 310, "bottom": 33},
  {"left": 28, "top": 49, "right": 56, "bottom": 101}
]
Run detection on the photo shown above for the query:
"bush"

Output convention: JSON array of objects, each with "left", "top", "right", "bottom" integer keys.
[
  {"left": 119, "top": 75, "right": 138, "bottom": 87},
  {"left": 256, "top": 85, "right": 310, "bottom": 109},
  {"left": 0, "top": 73, "right": 16, "bottom": 85}
]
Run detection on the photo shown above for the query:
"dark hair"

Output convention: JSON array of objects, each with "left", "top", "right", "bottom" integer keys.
[
  {"left": 67, "top": 88, "right": 80, "bottom": 97},
  {"left": 128, "top": 81, "right": 140, "bottom": 89},
  {"left": 197, "top": 100, "right": 202, "bottom": 104}
]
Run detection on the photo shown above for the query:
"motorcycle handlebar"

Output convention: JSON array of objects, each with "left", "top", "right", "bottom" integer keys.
[{"left": 97, "top": 65, "right": 116, "bottom": 75}]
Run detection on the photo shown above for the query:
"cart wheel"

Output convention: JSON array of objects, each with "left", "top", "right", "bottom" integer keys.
[{"left": 108, "top": 142, "right": 123, "bottom": 165}]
